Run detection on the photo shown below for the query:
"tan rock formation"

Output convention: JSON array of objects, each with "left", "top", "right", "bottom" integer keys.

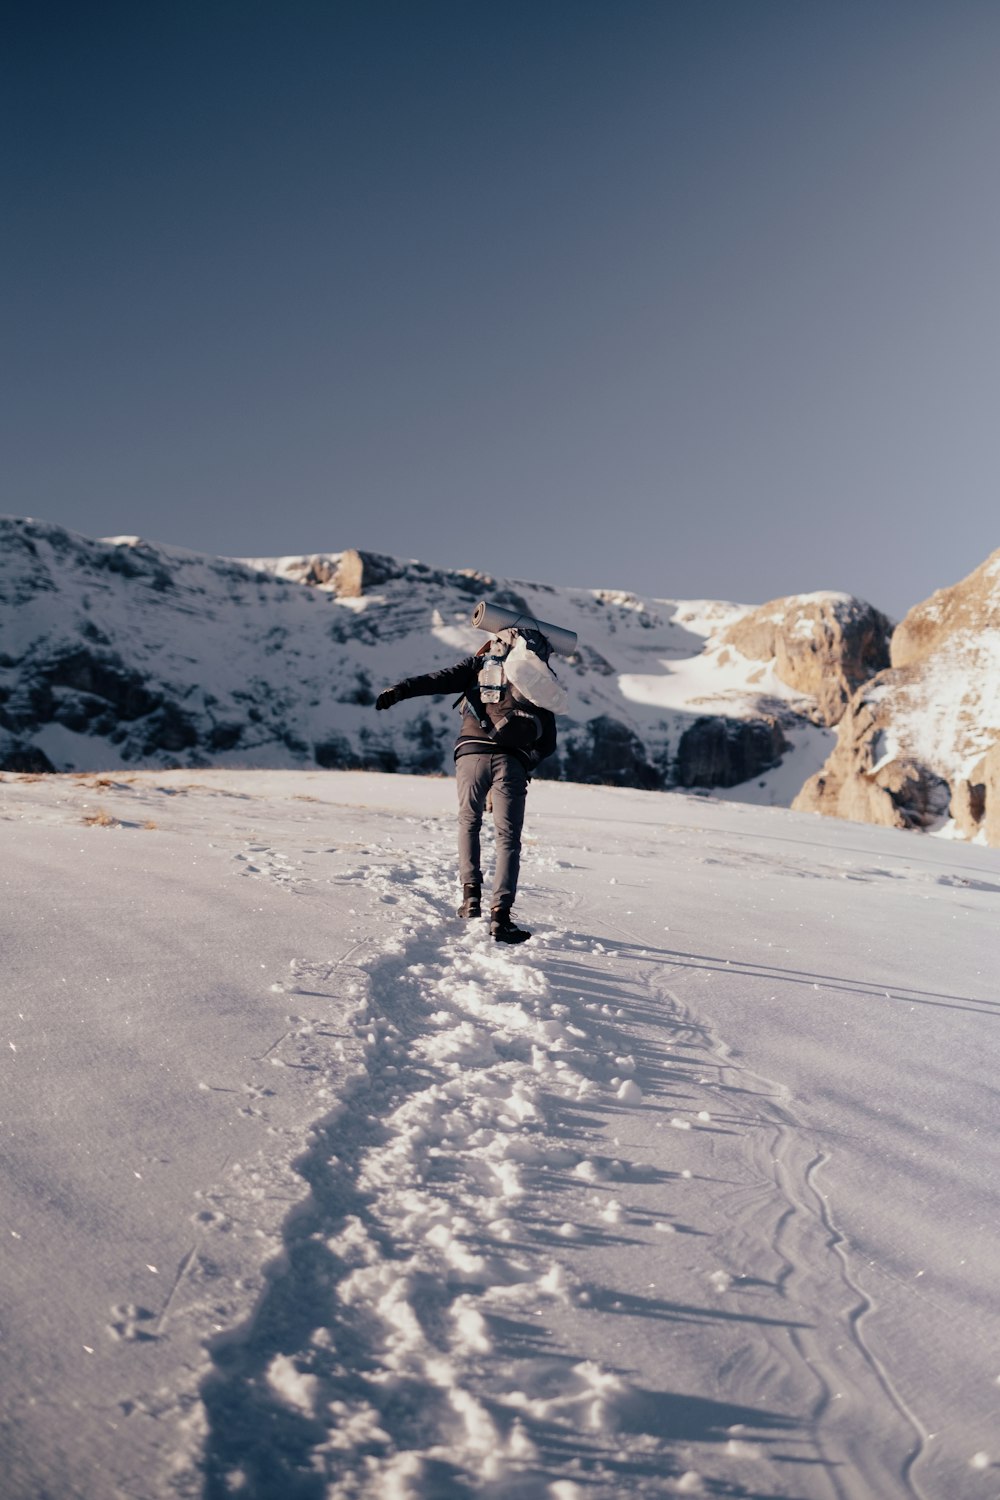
[
  {"left": 980, "top": 742, "right": 1000, "bottom": 846},
  {"left": 793, "top": 550, "right": 1000, "bottom": 843},
  {"left": 331, "top": 549, "right": 365, "bottom": 597},
  {"left": 950, "top": 741, "right": 1000, "bottom": 844},
  {"left": 718, "top": 593, "right": 892, "bottom": 726},
  {"left": 792, "top": 677, "right": 951, "bottom": 831},
  {"left": 264, "top": 549, "right": 406, "bottom": 597},
  {"left": 891, "top": 550, "right": 1000, "bottom": 668}
]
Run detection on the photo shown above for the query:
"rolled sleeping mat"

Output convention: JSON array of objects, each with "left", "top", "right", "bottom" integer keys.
[{"left": 471, "top": 599, "right": 578, "bottom": 657}]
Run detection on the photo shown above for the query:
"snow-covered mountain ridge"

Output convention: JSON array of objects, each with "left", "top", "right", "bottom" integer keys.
[
  {"left": 0, "top": 516, "right": 846, "bottom": 798},
  {"left": 3, "top": 516, "right": 998, "bottom": 842}
]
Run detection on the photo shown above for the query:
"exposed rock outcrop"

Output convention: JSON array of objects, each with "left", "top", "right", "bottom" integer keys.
[
  {"left": 675, "top": 715, "right": 788, "bottom": 789},
  {"left": 546, "top": 715, "right": 662, "bottom": 790},
  {"left": 264, "top": 549, "right": 406, "bottom": 597},
  {"left": 948, "top": 739, "right": 1000, "bottom": 845},
  {"left": 265, "top": 548, "right": 533, "bottom": 611},
  {"left": 794, "top": 551, "right": 1000, "bottom": 843},
  {"left": 891, "top": 557, "right": 1000, "bottom": 669},
  {"left": 718, "top": 593, "right": 892, "bottom": 726},
  {"left": 791, "top": 680, "right": 952, "bottom": 831},
  {"left": 966, "top": 742, "right": 1000, "bottom": 846},
  {"left": 331, "top": 550, "right": 401, "bottom": 597},
  {"left": 0, "top": 733, "right": 55, "bottom": 774}
]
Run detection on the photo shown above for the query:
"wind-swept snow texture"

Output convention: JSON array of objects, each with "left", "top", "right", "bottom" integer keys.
[{"left": 3, "top": 768, "right": 1000, "bottom": 1500}]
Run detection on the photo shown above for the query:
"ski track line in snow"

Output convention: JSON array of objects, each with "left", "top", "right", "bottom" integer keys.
[
  {"left": 716, "top": 1057, "right": 929, "bottom": 1498},
  {"left": 802, "top": 1156, "right": 932, "bottom": 1500},
  {"left": 629, "top": 981, "right": 854, "bottom": 1493},
  {"left": 717, "top": 1064, "right": 929, "bottom": 1500},
  {"left": 597, "top": 912, "right": 936, "bottom": 1500}
]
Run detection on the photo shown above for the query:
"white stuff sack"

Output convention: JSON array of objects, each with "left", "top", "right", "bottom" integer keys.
[{"left": 504, "top": 635, "right": 569, "bottom": 714}]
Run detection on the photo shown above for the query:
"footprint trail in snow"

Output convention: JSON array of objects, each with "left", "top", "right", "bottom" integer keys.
[{"left": 196, "top": 826, "right": 921, "bottom": 1500}]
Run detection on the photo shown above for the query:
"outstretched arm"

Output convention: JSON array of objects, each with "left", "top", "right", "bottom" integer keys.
[{"left": 375, "top": 656, "right": 478, "bottom": 711}]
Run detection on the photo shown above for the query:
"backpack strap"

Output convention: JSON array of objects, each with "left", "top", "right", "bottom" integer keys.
[
  {"left": 454, "top": 679, "right": 492, "bottom": 733},
  {"left": 453, "top": 642, "right": 500, "bottom": 731}
]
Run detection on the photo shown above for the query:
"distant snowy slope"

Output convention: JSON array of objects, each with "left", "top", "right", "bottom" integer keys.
[{"left": 1, "top": 517, "right": 850, "bottom": 805}]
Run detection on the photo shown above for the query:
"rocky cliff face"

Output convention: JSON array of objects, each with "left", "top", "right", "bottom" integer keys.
[
  {"left": 959, "top": 741, "right": 1000, "bottom": 846},
  {"left": 793, "top": 551, "right": 1000, "bottom": 842},
  {"left": 717, "top": 593, "right": 893, "bottom": 726}
]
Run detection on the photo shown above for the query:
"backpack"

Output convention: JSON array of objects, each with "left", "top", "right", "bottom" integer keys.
[
  {"left": 504, "top": 631, "right": 569, "bottom": 714},
  {"left": 457, "top": 629, "right": 567, "bottom": 749}
]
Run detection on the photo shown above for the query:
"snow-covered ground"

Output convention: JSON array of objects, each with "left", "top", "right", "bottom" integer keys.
[{"left": 3, "top": 768, "right": 1000, "bottom": 1500}]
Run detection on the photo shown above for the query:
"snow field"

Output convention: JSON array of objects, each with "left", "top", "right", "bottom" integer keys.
[{"left": 4, "top": 769, "right": 1000, "bottom": 1500}]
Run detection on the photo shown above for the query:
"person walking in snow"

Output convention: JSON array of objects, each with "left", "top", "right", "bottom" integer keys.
[{"left": 375, "top": 627, "right": 563, "bottom": 943}]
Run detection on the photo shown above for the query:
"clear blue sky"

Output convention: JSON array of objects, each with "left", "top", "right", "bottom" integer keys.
[{"left": 4, "top": 1, "right": 999, "bottom": 619}]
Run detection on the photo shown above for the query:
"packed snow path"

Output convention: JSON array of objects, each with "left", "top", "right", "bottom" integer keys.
[{"left": 2, "top": 770, "right": 1000, "bottom": 1499}]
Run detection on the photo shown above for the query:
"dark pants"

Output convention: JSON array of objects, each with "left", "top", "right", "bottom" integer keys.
[{"left": 456, "top": 753, "right": 528, "bottom": 909}]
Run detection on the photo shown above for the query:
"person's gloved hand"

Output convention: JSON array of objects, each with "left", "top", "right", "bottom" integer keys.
[{"left": 375, "top": 688, "right": 400, "bottom": 711}]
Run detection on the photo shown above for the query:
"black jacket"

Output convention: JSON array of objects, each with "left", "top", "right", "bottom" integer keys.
[{"left": 388, "top": 655, "right": 557, "bottom": 771}]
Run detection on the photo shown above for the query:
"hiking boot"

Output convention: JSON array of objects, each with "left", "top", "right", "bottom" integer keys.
[
  {"left": 490, "top": 906, "right": 531, "bottom": 944},
  {"left": 457, "top": 883, "right": 482, "bottom": 919}
]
